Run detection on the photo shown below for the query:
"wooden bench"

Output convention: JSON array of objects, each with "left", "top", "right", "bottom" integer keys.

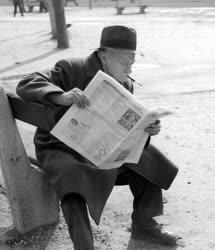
[
  {"left": 115, "top": 0, "right": 147, "bottom": 15},
  {"left": 0, "top": 86, "right": 59, "bottom": 235}
]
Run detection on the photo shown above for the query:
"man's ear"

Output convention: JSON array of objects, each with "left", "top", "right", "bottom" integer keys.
[{"left": 99, "top": 51, "right": 107, "bottom": 66}]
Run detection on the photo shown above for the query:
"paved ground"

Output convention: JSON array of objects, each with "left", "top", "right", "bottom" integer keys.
[
  {"left": 0, "top": 4, "right": 215, "bottom": 95},
  {"left": 0, "top": 2, "right": 215, "bottom": 250}
]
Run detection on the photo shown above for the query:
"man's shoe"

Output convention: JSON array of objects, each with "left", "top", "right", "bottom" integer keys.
[{"left": 131, "top": 223, "right": 179, "bottom": 246}]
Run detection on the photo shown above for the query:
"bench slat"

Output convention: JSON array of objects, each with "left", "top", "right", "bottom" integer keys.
[{"left": 29, "top": 156, "right": 41, "bottom": 168}]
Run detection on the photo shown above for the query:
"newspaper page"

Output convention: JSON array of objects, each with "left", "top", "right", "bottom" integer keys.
[
  {"left": 51, "top": 70, "right": 172, "bottom": 169},
  {"left": 100, "top": 107, "right": 172, "bottom": 169}
]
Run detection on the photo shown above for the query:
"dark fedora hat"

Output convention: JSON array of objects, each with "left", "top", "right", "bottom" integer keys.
[{"left": 99, "top": 25, "right": 137, "bottom": 53}]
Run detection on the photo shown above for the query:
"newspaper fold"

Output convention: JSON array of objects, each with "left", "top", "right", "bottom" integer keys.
[{"left": 51, "top": 70, "right": 172, "bottom": 169}]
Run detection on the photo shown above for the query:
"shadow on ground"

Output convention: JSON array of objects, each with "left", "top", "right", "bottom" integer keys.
[
  {"left": 0, "top": 30, "right": 49, "bottom": 44},
  {"left": 127, "top": 238, "right": 179, "bottom": 250},
  {"left": 0, "top": 49, "right": 62, "bottom": 74},
  {"left": 0, "top": 222, "right": 58, "bottom": 249}
]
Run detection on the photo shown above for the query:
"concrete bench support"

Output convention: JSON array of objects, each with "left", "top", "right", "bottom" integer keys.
[
  {"left": 115, "top": 0, "right": 147, "bottom": 15},
  {"left": 0, "top": 86, "right": 59, "bottom": 234},
  {"left": 116, "top": 5, "right": 147, "bottom": 14}
]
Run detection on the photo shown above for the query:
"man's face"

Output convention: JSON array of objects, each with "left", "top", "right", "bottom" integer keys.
[{"left": 100, "top": 49, "right": 135, "bottom": 83}]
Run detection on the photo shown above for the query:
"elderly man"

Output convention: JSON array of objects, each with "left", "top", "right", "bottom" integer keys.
[{"left": 16, "top": 25, "right": 179, "bottom": 249}]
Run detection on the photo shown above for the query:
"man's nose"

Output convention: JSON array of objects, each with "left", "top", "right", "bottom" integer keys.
[{"left": 125, "top": 64, "right": 132, "bottom": 75}]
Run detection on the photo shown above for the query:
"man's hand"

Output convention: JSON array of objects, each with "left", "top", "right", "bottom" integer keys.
[
  {"left": 145, "top": 120, "right": 161, "bottom": 136},
  {"left": 48, "top": 88, "right": 90, "bottom": 108}
]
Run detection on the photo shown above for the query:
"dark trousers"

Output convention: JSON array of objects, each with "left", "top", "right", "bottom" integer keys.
[
  {"left": 39, "top": 1, "right": 48, "bottom": 12},
  {"left": 13, "top": 1, "right": 24, "bottom": 16},
  {"left": 61, "top": 193, "right": 95, "bottom": 250},
  {"left": 61, "top": 168, "right": 163, "bottom": 250}
]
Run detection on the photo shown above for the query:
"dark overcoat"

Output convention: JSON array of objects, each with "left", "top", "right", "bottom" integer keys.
[{"left": 16, "top": 52, "right": 178, "bottom": 224}]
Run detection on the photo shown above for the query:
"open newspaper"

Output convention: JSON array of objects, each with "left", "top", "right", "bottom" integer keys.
[{"left": 51, "top": 70, "right": 172, "bottom": 169}]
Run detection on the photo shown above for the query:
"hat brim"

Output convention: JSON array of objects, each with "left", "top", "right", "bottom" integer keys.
[{"left": 95, "top": 46, "right": 144, "bottom": 57}]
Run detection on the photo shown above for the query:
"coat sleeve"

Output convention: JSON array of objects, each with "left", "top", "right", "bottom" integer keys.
[{"left": 16, "top": 59, "right": 77, "bottom": 105}]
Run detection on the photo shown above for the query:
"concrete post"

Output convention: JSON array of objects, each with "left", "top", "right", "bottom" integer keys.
[{"left": 0, "top": 86, "right": 59, "bottom": 234}]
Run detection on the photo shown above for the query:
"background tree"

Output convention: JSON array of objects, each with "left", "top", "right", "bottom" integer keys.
[{"left": 48, "top": 0, "right": 70, "bottom": 48}]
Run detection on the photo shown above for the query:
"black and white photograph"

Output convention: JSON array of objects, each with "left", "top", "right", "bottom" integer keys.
[{"left": 0, "top": 0, "right": 214, "bottom": 249}]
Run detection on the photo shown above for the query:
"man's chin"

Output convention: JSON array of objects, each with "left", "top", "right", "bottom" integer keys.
[
  {"left": 112, "top": 75, "right": 127, "bottom": 83},
  {"left": 118, "top": 76, "right": 127, "bottom": 83}
]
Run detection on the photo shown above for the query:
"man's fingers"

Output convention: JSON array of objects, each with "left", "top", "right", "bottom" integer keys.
[
  {"left": 81, "top": 94, "right": 90, "bottom": 107},
  {"left": 145, "top": 128, "right": 160, "bottom": 133},
  {"left": 145, "top": 125, "right": 161, "bottom": 136},
  {"left": 71, "top": 90, "right": 89, "bottom": 108},
  {"left": 149, "top": 120, "right": 161, "bottom": 127},
  {"left": 71, "top": 94, "right": 82, "bottom": 108},
  {"left": 146, "top": 124, "right": 161, "bottom": 130}
]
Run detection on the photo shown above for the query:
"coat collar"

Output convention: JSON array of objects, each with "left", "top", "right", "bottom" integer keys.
[{"left": 85, "top": 51, "right": 103, "bottom": 80}]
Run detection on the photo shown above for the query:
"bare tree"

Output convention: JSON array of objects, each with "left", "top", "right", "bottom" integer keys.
[{"left": 48, "top": 0, "right": 70, "bottom": 48}]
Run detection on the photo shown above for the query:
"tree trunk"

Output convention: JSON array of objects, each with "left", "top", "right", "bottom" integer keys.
[
  {"left": 50, "top": 0, "right": 70, "bottom": 48},
  {"left": 47, "top": 0, "right": 57, "bottom": 38}
]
